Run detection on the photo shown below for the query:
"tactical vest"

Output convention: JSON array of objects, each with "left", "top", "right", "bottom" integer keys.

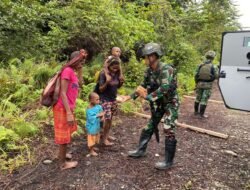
[{"left": 197, "top": 63, "right": 215, "bottom": 82}]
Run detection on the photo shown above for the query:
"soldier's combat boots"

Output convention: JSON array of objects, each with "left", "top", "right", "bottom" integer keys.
[
  {"left": 128, "top": 129, "right": 152, "bottom": 158},
  {"left": 200, "top": 104, "right": 208, "bottom": 118},
  {"left": 194, "top": 102, "right": 199, "bottom": 115},
  {"left": 155, "top": 138, "right": 177, "bottom": 170}
]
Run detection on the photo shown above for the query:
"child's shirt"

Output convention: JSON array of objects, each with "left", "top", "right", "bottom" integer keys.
[
  {"left": 86, "top": 105, "right": 103, "bottom": 135},
  {"left": 56, "top": 67, "right": 79, "bottom": 110}
]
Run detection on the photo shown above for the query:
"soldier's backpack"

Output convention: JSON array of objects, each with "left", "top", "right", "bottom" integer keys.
[{"left": 197, "top": 63, "right": 215, "bottom": 82}]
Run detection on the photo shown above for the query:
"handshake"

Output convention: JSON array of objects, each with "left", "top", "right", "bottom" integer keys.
[{"left": 116, "top": 86, "right": 148, "bottom": 103}]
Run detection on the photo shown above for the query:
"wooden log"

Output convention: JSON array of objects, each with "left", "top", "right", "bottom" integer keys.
[
  {"left": 183, "top": 95, "right": 224, "bottom": 104},
  {"left": 131, "top": 112, "right": 229, "bottom": 139},
  {"left": 174, "top": 121, "right": 229, "bottom": 139}
]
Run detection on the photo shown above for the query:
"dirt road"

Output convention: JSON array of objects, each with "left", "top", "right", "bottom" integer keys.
[{"left": 1, "top": 85, "right": 249, "bottom": 190}]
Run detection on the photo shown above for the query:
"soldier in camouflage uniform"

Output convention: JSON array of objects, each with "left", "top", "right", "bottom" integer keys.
[
  {"left": 123, "top": 43, "right": 179, "bottom": 170},
  {"left": 194, "top": 50, "right": 218, "bottom": 118}
]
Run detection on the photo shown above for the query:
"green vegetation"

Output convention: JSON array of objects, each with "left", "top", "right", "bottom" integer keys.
[{"left": 0, "top": 0, "right": 239, "bottom": 172}]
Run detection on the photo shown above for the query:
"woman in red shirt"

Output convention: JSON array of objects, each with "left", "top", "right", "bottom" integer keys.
[{"left": 53, "top": 49, "right": 88, "bottom": 170}]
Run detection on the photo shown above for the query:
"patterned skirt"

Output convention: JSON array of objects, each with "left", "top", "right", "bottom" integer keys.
[
  {"left": 101, "top": 101, "right": 118, "bottom": 120},
  {"left": 53, "top": 105, "right": 77, "bottom": 145}
]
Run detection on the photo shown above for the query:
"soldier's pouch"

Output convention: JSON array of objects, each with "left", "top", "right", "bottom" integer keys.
[{"left": 197, "top": 82, "right": 212, "bottom": 89}]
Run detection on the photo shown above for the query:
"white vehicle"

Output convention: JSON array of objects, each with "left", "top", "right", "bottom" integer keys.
[{"left": 219, "top": 31, "right": 250, "bottom": 112}]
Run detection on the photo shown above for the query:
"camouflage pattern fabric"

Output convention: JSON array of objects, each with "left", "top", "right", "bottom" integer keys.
[
  {"left": 195, "top": 88, "right": 212, "bottom": 105},
  {"left": 205, "top": 50, "right": 216, "bottom": 59},
  {"left": 196, "top": 81, "right": 213, "bottom": 89},
  {"left": 194, "top": 58, "right": 218, "bottom": 105},
  {"left": 131, "top": 62, "right": 179, "bottom": 139}
]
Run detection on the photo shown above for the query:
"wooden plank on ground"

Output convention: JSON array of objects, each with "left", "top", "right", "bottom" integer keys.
[
  {"left": 132, "top": 112, "right": 229, "bottom": 139},
  {"left": 184, "top": 95, "right": 224, "bottom": 104}
]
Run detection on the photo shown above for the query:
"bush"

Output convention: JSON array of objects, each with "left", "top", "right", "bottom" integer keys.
[
  {"left": 33, "top": 66, "right": 55, "bottom": 89},
  {"left": 0, "top": 126, "right": 20, "bottom": 151},
  {"left": 75, "top": 99, "right": 89, "bottom": 127},
  {"left": 80, "top": 83, "right": 96, "bottom": 100},
  {"left": 0, "top": 98, "right": 20, "bottom": 118},
  {"left": 11, "top": 121, "right": 39, "bottom": 138},
  {"left": 177, "top": 73, "right": 196, "bottom": 97},
  {"left": 120, "top": 100, "right": 142, "bottom": 114},
  {"left": 82, "top": 56, "right": 104, "bottom": 84},
  {"left": 165, "top": 42, "right": 200, "bottom": 75},
  {"left": 124, "top": 57, "right": 145, "bottom": 88},
  {"left": 118, "top": 87, "right": 134, "bottom": 95},
  {"left": 35, "top": 108, "right": 49, "bottom": 121}
]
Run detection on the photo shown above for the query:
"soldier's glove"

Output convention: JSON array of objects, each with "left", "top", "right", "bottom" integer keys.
[{"left": 136, "top": 86, "right": 147, "bottom": 98}]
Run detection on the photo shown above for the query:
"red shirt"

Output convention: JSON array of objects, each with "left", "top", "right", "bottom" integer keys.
[{"left": 55, "top": 67, "right": 79, "bottom": 110}]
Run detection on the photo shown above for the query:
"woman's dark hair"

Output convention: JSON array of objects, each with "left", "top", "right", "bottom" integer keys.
[
  {"left": 107, "top": 57, "right": 121, "bottom": 67},
  {"left": 67, "top": 50, "right": 85, "bottom": 69},
  {"left": 109, "top": 60, "right": 120, "bottom": 67},
  {"left": 70, "top": 51, "right": 80, "bottom": 60}
]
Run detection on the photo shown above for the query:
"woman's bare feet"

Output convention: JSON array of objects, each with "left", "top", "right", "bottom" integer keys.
[
  {"left": 60, "top": 161, "right": 78, "bottom": 170},
  {"left": 103, "top": 139, "right": 114, "bottom": 146},
  {"left": 93, "top": 147, "right": 99, "bottom": 151}
]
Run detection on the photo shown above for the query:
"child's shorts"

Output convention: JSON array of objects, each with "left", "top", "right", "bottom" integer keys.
[
  {"left": 87, "top": 134, "right": 100, "bottom": 148},
  {"left": 101, "top": 101, "right": 118, "bottom": 120}
]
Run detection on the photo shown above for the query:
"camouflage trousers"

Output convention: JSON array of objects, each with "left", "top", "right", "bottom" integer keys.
[
  {"left": 144, "top": 99, "right": 179, "bottom": 139},
  {"left": 195, "top": 88, "right": 212, "bottom": 105}
]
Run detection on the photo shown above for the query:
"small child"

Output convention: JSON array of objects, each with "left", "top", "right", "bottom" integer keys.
[
  {"left": 86, "top": 92, "right": 104, "bottom": 156},
  {"left": 104, "top": 47, "right": 124, "bottom": 82}
]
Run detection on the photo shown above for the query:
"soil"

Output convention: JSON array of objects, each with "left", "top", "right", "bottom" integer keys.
[{"left": 0, "top": 84, "right": 249, "bottom": 190}]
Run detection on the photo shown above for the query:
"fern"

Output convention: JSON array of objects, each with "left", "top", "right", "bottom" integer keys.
[
  {"left": 120, "top": 101, "right": 142, "bottom": 114},
  {"left": 75, "top": 99, "right": 89, "bottom": 126},
  {"left": 11, "top": 121, "right": 39, "bottom": 138},
  {"left": 0, "top": 126, "right": 20, "bottom": 150},
  {"left": 0, "top": 97, "right": 20, "bottom": 117},
  {"left": 19, "top": 59, "right": 34, "bottom": 75},
  {"left": 33, "top": 66, "right": 54, "bottom": 89},
  {"left": 80, "top": 83, "right": 96, "bottom": 100},
  {"left": 8, "top": 58, "right": 22, "bottom": 66},
  {"left": 35, "top": 108, "right": 49, "bottom": 121}
]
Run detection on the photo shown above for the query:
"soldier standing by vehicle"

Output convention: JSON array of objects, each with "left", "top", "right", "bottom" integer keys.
[
  {"left": 122, "top": 43, "right": 179, "bottom": 170},
  {"left": 194, "top": 50, "right": 218, "bottom": 118}
]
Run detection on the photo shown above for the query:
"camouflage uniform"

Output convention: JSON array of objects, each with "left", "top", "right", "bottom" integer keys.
[
  {"left": 128, "top": 43, "right": 179, "bottom": 170},
  {"left": 131, "top": 62, "right": 179, "bottom": 139},
  {"left": 194, "top": 51, "right": 218, "bottom": 117}
]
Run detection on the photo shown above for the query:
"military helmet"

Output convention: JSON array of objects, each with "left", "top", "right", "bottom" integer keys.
[
  {"left": 142, "top": 42, "right": 163, "bottom": 57},
  {"left": 205, "top": 50, "right": 216, "bottom": 59}
]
